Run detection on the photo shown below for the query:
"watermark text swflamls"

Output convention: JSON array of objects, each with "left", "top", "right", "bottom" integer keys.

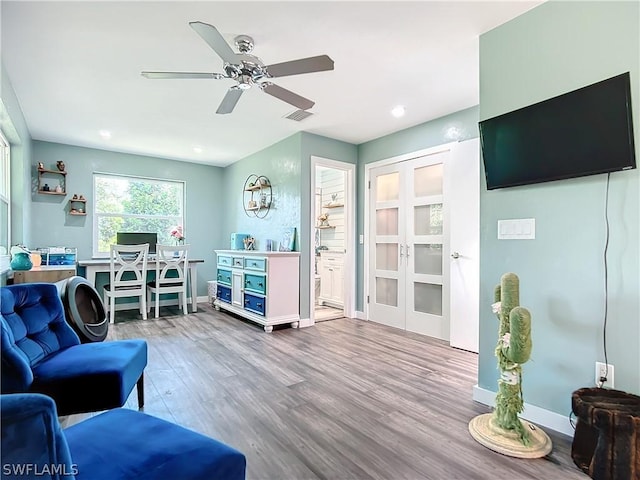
[{"left": 3, "top": 463, "right": 79, "bottom": 476}]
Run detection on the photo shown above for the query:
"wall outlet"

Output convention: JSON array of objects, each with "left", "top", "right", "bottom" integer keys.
[{"left": 595, "top": 362, "right": 615, "bottom": 388}]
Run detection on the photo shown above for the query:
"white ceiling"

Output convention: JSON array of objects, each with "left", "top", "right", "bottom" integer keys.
[{"left": 1, "top": 1, "right": 541, "bottom": 167}]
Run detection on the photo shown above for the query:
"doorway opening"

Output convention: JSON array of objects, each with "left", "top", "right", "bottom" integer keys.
[{"left": 310, "top": 157, "right": 356, "bottom": 325}]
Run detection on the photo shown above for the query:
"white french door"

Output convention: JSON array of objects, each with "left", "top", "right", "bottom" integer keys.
[{"left": 368, "top": 151, "right": 449, "bottom": 339}]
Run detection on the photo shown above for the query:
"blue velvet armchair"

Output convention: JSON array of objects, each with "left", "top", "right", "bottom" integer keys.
[
  {"left": 0, "top": 283, "right": 147, "bottom": 416},
  {"left": 1, "top": 393, "right": 247, "bottom": 480}
]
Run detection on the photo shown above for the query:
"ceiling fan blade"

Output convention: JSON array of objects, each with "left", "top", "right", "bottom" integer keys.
[
  {"left": 141, "top": 71, "right": 224, "bottom": 79},
  {"left": 216, "top": 88, "right": 243, "bottom": 114},
  {"left": 266, "top": 55, "right": 334, "bottom": 78},
  {"left": 262, "top": 83, "right": 315, "bottom": 110},
  {"left": 189, "top": 21, "right": 237, "bottom": 65}
]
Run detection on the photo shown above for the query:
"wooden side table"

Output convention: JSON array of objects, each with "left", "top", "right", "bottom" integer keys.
[{"left": 12, "top": 265, "right": 77, "bottom": 284}]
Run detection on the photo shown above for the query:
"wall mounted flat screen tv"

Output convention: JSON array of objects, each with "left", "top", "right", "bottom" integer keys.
[
  {"left": 480, "top": 72, "right": 636, "bottom": 190},
  {"left": 116, "top": 232, "right": 157, "bottom": 254}
]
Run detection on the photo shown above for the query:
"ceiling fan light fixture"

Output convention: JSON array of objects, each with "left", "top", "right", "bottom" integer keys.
[
  {"left": 391, "top": 105, "right": 406, "bottom": 118},
  {"left": 238, "top": 76, "right": 252, "bottom": 90}
]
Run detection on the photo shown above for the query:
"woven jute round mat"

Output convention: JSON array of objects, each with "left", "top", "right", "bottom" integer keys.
[{"left": 468, "top": 413, "right": 552, "bottom": 458}]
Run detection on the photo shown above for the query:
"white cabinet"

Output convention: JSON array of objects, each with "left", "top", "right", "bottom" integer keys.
[
  {"left": 318, "top": 251, "right": 344, "bottom": 308},
  {"left": 214, "top": 250, "right": 300, "bottom": 332}
]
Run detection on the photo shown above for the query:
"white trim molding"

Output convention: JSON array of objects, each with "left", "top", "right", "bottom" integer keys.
[{"left": 472, "top": 385, "right": 575, "bottom": 437}]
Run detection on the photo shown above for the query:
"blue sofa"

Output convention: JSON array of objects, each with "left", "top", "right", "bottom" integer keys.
[
  {"left": 1, "top": 283, "right": 146, "bottom": 415},
  {"left": 1, "top": 393, "right": 247, "bottom": 480}
]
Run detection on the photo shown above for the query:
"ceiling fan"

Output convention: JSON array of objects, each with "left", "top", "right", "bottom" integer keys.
[{"left": 141, "top": 21, "right": 334, "bottom": 114}]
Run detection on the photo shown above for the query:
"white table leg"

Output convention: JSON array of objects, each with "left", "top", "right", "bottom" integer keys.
[
  {"left": 86, "top": 267, "right": 98, "bottom": 287},
  {"left": 190, "top": 264, "right": 198, "bottom": 313}
]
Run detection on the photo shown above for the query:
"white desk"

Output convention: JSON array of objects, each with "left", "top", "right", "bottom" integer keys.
[{"left": 77, "top": 258, "right": 204, "bottom": 313}]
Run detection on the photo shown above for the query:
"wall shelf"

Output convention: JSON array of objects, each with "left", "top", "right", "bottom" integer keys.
[
  {"left": 39, "top": 191, "right": 66, "bottom": 196},
  {"left": 69, "top": 197, "right": 87, "bottom": 216},
  {"left": 323, "top": 203, "right": 344, "bottom": 209},
  {"left": 243, "top": 174, "right": 272, "bottom": 219},
  {"left": 37, "top": 167, "right": 67, "bottom": 195},
  {"left": 316, "top": 225, "right": 336, "bottom": 230}
]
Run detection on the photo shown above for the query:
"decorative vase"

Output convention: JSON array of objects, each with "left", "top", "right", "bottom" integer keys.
[
  {"left": 30, "top": 252, "right": 42, "bottom": 267},
  {"left": 10, "top": 246, "right": 33, "bottom": 271}
]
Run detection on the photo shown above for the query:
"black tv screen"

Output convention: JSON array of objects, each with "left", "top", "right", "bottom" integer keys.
[
  {"left": 480, "top": 72, "right": 636, "bottom": 190},
  {"left": 116, "top": 232, "right": 157, "bottom": 254}
]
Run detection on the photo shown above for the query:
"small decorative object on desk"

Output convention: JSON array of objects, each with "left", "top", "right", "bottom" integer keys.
[
  {"left": 72, "top": 194, "right": 78, "bottom": 200},
  {"left": 37, "top": 162, "right": 44, "bottom": 170},
  {"left": 79, "top": 195, "right": 85, "bottom": 201},
  {"left": 54, "top": 185, "right": 63, "bottom": 193},
  {"left": 169, "top": 225, "right": 185, "bottom": 245},
  {"left": 56, "top": 160, "right": 65, "bottom": 171},
  {"left": 10, "top": 245, "right": 33, "bottom": 271},
  {"left": 42, "top": 184, "right": 50, "bottom": 192}
]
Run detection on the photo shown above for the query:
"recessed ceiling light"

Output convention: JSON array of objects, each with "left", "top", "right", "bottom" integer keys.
[
  {"left": 99, "top": 130, "right": 112, "bottom": 140},
  {"left": 193, "top": 146, "right": 203, "bottom": 154},
  {"left": 391, "top": 105, "right": 405, "bottom": 118}
]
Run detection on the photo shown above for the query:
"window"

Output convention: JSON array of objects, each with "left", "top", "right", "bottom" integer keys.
[
  {"left": 0, "top": 132, "right": 10, "bottom": 272},
  {"left": 93, "top": 173, "right": 184, "bottom": 257}
]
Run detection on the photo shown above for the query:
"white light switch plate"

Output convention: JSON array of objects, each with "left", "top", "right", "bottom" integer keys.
[{"left": 498, "top": 219, "right": 535, "bottom": 240}]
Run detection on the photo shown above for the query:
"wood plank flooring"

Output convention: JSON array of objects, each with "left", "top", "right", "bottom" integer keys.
[{"left": 73, "top": 304, "right": 587, "bottom": 480}]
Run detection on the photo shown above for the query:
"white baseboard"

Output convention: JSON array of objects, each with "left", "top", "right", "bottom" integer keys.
[
  {"left": 472, "top": 385, "right": 575, "bottom": 437},
  {"left": 355, "top": 310, "right": 366, "bottom": 320}
]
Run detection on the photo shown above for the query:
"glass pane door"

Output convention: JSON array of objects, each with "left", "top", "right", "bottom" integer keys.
[
  {"left": 369, "top": 166, "right": 405, "bottom": 329},
  {"left": 406, "top": 155, "right": 448, "bottom": 339}
]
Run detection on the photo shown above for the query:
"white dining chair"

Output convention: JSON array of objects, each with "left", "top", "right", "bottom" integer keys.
[
  {"left": 147, "top": 244, "right": 190, "bottom": 318},
  {"left": 103, "top": 243, "right": 150, "bottom": 324}
]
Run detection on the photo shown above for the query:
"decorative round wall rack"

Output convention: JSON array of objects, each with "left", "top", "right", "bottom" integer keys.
[{"left": 243, "top": 174, "right": 272, "bottom": 218}]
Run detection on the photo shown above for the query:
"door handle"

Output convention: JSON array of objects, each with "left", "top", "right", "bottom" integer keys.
[{"left": 451, "top": 252, "right": 460, "bottom": 259}]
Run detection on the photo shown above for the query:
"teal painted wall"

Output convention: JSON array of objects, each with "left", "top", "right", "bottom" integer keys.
[
  {"left": 479, "top": 0, "right": 640, "bottom": 416},
  {"left": 222, "top": 131, "right": 357, "bottom": 320},
  {"left": 1, "top": 61, "right": 33, "bottom": 246},
  {"left": 355, "top": 106, "right": 480, "bottom": 311},
  {"left": 31, "top": 141, "right": 225, "bottom": 296}
]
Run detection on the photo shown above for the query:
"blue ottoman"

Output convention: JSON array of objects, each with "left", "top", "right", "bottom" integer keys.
[{"left": 1, "top": 393, "right": 246, "bottom": 480}]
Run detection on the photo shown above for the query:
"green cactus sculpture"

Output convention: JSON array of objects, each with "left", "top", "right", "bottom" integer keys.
[
  {"left": 492, "top": 272, "right": 532, "bottom": 444},
  {"left": 469, "top": 272, "right": 551, "bottom": 457}
]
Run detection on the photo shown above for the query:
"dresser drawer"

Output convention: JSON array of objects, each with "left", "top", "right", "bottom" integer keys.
[
  {"left": 216, "top": 285, "right": 231, "bottom": 304},
  {"left": 217, "top": 255, "right": 233, "bottom": 267},
  {"left": 217, "top": 268, "right": 232, "bottom": 286},
  {"left": 243, "top": 292, "right": 265, "bottom": 316},
  {"left": 244, "top": 257, "right": 266, "bottom": 272},
  {"left": 232, "top": 257, "right": 244, "bottom": 268},
  {"left": 244, "top": 273, "right": 266, "bottom": 295}
]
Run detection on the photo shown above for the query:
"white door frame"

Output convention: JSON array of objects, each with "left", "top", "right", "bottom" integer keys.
[
  {"left": 363, "top": 142, "right": 456, "bottom": 321},
  {"left": 307, "top": 156, "right": 356, "bottom": 326}
]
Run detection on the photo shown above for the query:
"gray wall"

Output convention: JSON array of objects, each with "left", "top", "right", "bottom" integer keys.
[
  {"left": 1, "top": 61, "right": 33, "bottom": 247},
  {"left": 355, "top": 106, "right": 480, "bottom": 311},
  {"left": 31, "top": 141, "right": 225, "bottom": 295},
  {"left": 478, "top": 0, "right": 640, "bottom": 415}
]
